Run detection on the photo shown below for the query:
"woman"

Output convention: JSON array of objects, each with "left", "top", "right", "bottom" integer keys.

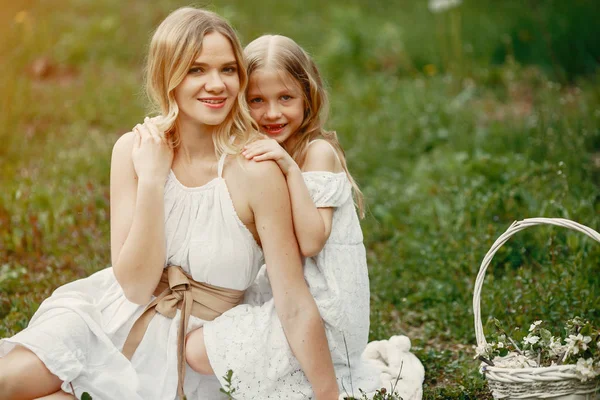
[{"left": 0, "top": 7, "right": 338, "bottom": 400}]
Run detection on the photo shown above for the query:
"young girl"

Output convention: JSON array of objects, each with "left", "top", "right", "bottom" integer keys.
[
  {"left": 196, "top": 34, "right": 383, "bottom": 398},
  {"left": 0, "top": 10, "right": 339, "bottom": 400}
]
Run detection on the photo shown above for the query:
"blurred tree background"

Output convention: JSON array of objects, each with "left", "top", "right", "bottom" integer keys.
[{"left": 0, "top": 0, "right": 599, "bottom": 398}]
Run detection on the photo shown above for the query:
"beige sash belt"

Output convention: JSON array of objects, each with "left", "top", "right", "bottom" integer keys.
[{"left": 121, "top": 266, "right": 245, "bottom": 398}]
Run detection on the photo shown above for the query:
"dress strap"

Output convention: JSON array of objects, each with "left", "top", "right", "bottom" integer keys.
[{"left": 217, "top": 153, "right": 227, "bottom": 178}]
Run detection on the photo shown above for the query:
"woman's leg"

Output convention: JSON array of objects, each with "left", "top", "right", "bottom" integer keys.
[
  {"left": 0, "top": 345, "right": 64, "bottom": 400},
  {"left": 185, "top": 327, "right": 215, "bottom": 375},
  {"left": 35, "top": 391, "right": 76, "bottom": 400}
]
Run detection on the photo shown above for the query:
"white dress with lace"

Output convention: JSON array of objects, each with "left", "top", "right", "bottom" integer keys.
[
  {"left": 0, "top": 153, "right": 264, "bottom": 400},
  {"left": 203, "top": 171, "right": 381, "bottom": 399}
]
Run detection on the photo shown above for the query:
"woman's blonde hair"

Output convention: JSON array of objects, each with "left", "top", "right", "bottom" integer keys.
[
  {"left": 244, "top": 35, "right": 365, "bottom": 217},
  {"left": 145, "top": 7, "right": 258, "bottom": 156}
]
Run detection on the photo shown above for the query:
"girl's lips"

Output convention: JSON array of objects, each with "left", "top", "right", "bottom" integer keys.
[
  {"left": 198, "top": 98, "right": 227, "bottom": 109},
  {"left": 263, "top": 123, "right": 287, "bottom": 135}
]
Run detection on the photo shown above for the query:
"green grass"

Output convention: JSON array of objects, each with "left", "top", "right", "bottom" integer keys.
[{"left": 1, "top": 1, "right": 599, "bottom": 399}]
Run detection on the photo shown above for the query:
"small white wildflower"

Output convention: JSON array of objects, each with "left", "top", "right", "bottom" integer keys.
[
  {"left": 548, "top": 336, "right": 566, "bottom": 357},
  {"left": 575, "top": 358, "right": 599, "bottom": 382},
  {"left": 566, "top": 334, "right": 579, "bottom": 350},
  {"left": 523, "top": 335, "right": 540, "bottom": 345},
  {"left": 428, "top": 0, "right": 462, "bottom": 13},
  {"left": 581, "top": 336, "right": 592, "bottom": 351},
  {"left": 497, "top": 342, "right": 504, "bottom": 349},
  {"left": 529, "top": 320, "right": 543, "bottom": 332}
]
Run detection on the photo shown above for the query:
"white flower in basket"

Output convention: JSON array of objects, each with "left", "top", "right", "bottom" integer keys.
[{"left": 472, "top": 218, "right": 600, "bottom": 400}]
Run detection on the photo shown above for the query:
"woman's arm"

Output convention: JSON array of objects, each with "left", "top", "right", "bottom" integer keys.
[
  {"left": 245, "top": 159, "right": 339, "bottom": 400},
  {"left": 110, "top": 124, "right": 173, "bottom": 305}
]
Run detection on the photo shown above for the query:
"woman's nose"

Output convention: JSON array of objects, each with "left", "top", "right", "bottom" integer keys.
[{"left": 205, "top": 70, "right": 225, "bottom": 93}]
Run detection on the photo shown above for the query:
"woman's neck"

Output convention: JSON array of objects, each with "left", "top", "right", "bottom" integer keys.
[{"left": 176, "top": 116, "right": 217, "bottom": 164}]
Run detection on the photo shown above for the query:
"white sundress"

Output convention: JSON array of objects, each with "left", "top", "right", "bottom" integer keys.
[
  {"left": 0, "top": 153, "right": 264, "bottom": 400},
  {"left": 203, "top": 170, "right": 382, "bottom": 399}
]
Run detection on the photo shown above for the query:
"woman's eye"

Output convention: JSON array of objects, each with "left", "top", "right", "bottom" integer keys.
[
  {"left": 189, "top": 67, "right": 203, "bottom": 74},
  {"left": 281, "top": 95, "right": 292, "bottom": 101},
  {"left": 223, "top": 66, "right": 237, "bottom": 73},
  {"left": 249, "top": 97, "right": 263, "bottom": 103}
]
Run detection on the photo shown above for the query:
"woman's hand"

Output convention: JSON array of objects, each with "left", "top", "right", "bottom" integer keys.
[
  {"left": 242, "top": 139, "right": 299, "bottom": 176},
  {"left": 132, "top": 117, "right": 173, "bottom": 184}
]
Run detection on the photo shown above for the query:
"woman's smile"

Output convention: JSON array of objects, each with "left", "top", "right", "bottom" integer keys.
[{"left": 198, "top": 97, "right": 227, "bottom": 108}]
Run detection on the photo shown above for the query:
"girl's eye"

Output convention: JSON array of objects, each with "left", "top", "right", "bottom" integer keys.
[
  {"left": 281, "top": 95, "right": 292, "bottom": 101},
  {"left": 223, "top": 66, "right": 237, "bottom": 73},
  {"left": 249, "top": 97, "right": 263, "bottom": 103},
  {"left": 189, "top": 67, "right": 204, "bottom": 74}
]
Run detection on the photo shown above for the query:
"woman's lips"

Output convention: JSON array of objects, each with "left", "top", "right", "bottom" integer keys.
[{"left": 198, "top": 97, "right": 227, "bottom": 109}]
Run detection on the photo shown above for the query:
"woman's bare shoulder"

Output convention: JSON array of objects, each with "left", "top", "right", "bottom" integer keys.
[
  {"left": 112, "top": 131, "right": 136, "bottom": 155},
  {"left": 232, "top": 154, "right": 284, "bottom": 182}
]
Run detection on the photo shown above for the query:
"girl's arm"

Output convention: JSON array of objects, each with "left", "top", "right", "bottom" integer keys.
[
  {"left": 110, "top": 123, "right": 173, "bottom": 305},
  {"left": 243, "top": 139, "right": 341, "bottom": 257},
  {"left": 286, "top": 139, "right": 341, "bottom": 256},
  {"left": 245, "top": 159, "right": 339, "bottom": 400}
]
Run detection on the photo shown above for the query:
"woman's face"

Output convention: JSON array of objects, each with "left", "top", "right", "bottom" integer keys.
[{"left": 174, "top": 32, "right": 240, "bottom": 127}]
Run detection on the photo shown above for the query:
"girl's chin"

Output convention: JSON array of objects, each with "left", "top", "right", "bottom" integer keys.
[{"left": 264, "top": 133, "right": 287, "bottom": 143}]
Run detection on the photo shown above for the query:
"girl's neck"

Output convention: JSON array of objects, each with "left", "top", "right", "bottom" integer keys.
[{"left": 282, "top": 133, "right": 302, "bottom": 154}]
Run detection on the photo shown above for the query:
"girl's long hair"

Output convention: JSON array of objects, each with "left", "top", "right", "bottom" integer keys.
[
  {"left": 145, "top": 7, "right": 259, "bottom": 157},
  {"left": 244, "top": 35, "right": 365, "bottom": 217}
]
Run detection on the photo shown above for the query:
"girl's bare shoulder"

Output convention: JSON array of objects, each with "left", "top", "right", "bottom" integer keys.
[{"left": 304, "top": 139, "right": 343, "bottom": 173}]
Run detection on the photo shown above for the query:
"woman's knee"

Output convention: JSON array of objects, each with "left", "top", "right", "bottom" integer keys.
[
  {"left": 34, "top": 390, "right": 77, "bottom": 399},
  {"left": 0, "top": 345, "right": 63, "bottom": 399},
  {"left": 185, "top": 328, "right": 214, "bottom": 375}
]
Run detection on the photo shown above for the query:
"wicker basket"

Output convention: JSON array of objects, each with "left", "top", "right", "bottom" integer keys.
[{"left": 473, "top": 218, "right": 600, "bottom": 400}]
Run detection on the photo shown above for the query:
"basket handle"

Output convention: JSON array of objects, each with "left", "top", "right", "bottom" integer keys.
[{"left": 473, "top": 217, "right": 600, "bottom": 348}]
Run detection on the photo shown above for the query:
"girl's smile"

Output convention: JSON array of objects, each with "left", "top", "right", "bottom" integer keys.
[{"left": 263, "top": 123, "right": 288, "bottom": 135}]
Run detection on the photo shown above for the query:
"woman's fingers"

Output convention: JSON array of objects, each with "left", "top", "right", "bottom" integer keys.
[
  {"left": 137, "top": 122, "right": 162, "bottom": 145},
  {"left": 142, "top": 117, "right": 161, "bottom": 142},
  {"left": 144, "top": 119, "right": 166, "bottom": 143},
  {"left": 133, "top": 127, "right": 141, "bottom": 148}
]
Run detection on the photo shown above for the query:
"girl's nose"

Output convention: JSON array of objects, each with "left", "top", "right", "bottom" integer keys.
[{"left": 266, "top": 104, "right": 282, "bottom": 119}]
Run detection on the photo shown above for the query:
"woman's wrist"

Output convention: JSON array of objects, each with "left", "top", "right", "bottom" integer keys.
[{"left": 137, "top": 175, "right": 167, "bottom": 188}]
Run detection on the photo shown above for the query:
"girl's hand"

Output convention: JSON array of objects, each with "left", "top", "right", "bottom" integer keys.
[
  {"left": 131, "top": 117, "right": 173, "bottom": 184},
  {"left": 242, "top": 139, "right": 299, "bottom": 176}
]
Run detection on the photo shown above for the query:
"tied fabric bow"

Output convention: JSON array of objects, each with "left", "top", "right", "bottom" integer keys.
[{"left": 121, "top": 266, "right": 244, "bottom": 398}]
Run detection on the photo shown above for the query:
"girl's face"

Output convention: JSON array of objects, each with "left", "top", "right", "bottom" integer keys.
[
  {"left": 247, "top": 68, "right": 304, "bottom": 144},
  {"left": 174, "top": 32, "right": 240, "bottom": 128}
]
